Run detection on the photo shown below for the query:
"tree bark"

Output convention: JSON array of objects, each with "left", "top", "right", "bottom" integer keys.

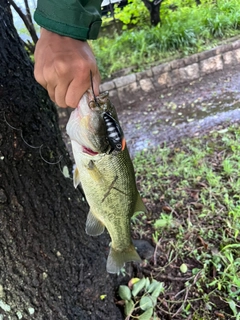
[
  {"left": 0, "top": 1, "right": 123, "bottom": 319},
  {"left": 141, "top": 0, "right": 164, "bottom": 26}
]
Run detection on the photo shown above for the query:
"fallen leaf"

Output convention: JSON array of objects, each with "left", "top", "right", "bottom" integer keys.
[
  {"left": 162, "top": 205, "right": 172, "bottom": 213},
  {"left": 190, "top": 202, "right": 203, "bottom": 209},
  {"left": 197, "top": 236, "right": 208, "bottom": 250}
]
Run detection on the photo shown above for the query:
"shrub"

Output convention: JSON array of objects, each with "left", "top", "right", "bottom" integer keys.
[{"left": 93, "top": 0, "right": 240, "bottom": 79}]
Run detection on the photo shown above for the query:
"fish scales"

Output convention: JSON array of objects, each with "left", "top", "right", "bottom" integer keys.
[
  {"left": 66, "top": 91, "right": 146, "bottom": 273},
  {"left": 80, "top": 149, "right": 136, "bottom": 250}
]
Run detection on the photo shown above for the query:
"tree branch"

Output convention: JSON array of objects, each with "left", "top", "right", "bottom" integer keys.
[
  {"left": 24, "top": 0, "right": 33, "bottom": 25},
  {"left": 9, "top": 0, "right": 38, "bottom": 45}
]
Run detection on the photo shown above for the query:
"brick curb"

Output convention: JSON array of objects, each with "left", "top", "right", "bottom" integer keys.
[{"left": 99, "top": 37, "right": 240, "bottom": 107}]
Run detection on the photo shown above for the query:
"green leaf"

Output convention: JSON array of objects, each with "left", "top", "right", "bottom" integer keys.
[
  {"left": 140, "top": 296, "right": 153, "bottom": 311},
  {"left": 145, "top": 277, "right": 150, "bottom": 290},
  {"left": 124, "top": 299, "right": 134, "bottom": 316},
  {"left": 118, "top": 285, "right": 131, "bottom": 301},
  {"left": 147, "top": 279, "right": 160, "bottom": 294},
  {"left": 132, "top": 277, "right": 146, "bottom": 297},
  {"left": 151, "top": 282, "right": 164, "bottom": 299},
  {"left": 221, "top": 243, "right": 240, "bottom": 251},
  {"left": 228, "top": 299, "right": 238, "bottom": 316},
  {"left": 180, "top": 263, "right": 188, "bottom": 273},
  {"left": 138, "top": 307, "right": 154, "bottom": 320}
]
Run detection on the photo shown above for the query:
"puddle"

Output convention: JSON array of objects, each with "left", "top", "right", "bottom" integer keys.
[{"left": 121, "top": 96, "right": 240, "bottom": 155}]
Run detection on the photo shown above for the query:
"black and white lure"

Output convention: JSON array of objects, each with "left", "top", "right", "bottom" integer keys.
[
  {"left": 103, "top": 112, "right": 123, "bottom": 153},
  {"left": 89, "top": 70, "right": 125, "bottom": 153}
]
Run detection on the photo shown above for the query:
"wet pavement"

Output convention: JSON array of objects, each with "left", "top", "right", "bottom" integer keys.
[{"left": 118, "top": 64, "right": 240, "bottom": 155}]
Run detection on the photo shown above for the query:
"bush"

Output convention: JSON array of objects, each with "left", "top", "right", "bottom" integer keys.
[
  {"left": 114, "top": 0, "right": 149, "bottom": 28},
  {"left": 93, "top": 0, "right": 240, "bottom": 79}
]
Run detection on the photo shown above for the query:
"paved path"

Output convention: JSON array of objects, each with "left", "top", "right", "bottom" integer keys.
[{"left": 118, "top": 64, "right": 240, "bottom": 155}]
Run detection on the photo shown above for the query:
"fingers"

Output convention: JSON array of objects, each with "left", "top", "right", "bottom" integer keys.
[
  {"left": 33, "top": 29, "right": 101, "bottom": 108},
  {"left": 92, "top": 70, "right": 101, "bottom": 97},
  {"left": 54, "top": 82, "right": 69, "bottom": 108},
  {"left": 34, "top": 43, "right": 47, "bottom": 89},
  {"left": 65, "top": 79, "right": 88, "bottom": 108},
  {"left": 35, "top": 61, "right": 101, "bottom": 108},
  {"left": 65, "top": 68, "right": 101, "bottom": 108}
]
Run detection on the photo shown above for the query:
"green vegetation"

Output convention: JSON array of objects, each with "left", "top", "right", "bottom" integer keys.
[
  {"left": 93, "top": 0, "right": 240, "bottom": 79},
  {"left": 117, "top": 125, "right": 240, "bottom": 319},
  {"left": 119, "top": 277, "right": 164, "bottom": 319}
]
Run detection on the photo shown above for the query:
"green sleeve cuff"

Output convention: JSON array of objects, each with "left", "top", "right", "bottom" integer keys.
[{"left": 34, "top": 0, "right": 102, "bottom": 40}]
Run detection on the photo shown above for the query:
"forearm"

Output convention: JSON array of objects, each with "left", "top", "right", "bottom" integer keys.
[{"left": 34, "top": 0, "right": 102, "bottom": 40}]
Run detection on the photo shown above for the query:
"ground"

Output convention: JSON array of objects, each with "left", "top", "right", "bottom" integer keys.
[{"left": 58, "top": 63, "right": 240, "bottom": 320}]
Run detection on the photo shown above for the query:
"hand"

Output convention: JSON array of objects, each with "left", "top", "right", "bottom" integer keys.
[{"left": 34, "top": 28, "right": 100, "bottom": 108}]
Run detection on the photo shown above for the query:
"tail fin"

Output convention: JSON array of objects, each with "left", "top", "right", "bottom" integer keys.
[{"left": 106, "top": 244, "right": 141, "bottom": 274}]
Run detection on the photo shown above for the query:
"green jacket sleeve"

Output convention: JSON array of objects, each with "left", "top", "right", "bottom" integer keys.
[{"left": 34, "top": 0, "right": 102, "bottom": 40}]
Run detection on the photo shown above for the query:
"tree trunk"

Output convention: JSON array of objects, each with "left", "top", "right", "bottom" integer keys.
[
  {"left": 0, "top": 1, "right": 123, "bottom": 319},
  {"left": 141, "top": 0, "right": 164, "bottom": 26}
]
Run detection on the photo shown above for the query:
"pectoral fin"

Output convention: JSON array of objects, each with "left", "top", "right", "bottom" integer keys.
[
  {"left": 86, "top": 210, "right": 105, "bottom": 236},
  {"left": 87, "top": 161, "right": 104, "bottom": 183},
  {"left": 73, "top": 167, "right": 81, "bottom": 188},
  {"left": 134, "top": 193, "right": 146, "bottom": 213}
]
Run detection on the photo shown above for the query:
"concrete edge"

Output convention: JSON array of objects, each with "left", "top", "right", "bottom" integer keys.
[{"left": 99, "top": 37, "right": 240, "bottom": 107}]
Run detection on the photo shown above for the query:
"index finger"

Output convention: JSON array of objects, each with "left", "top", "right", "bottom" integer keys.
[{"left": 65, "top": 71, "right": 101, "bottom": 108}]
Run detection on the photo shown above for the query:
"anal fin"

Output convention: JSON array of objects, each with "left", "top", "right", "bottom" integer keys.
[
  {"left": 86, "top": 210, "right": 105, "bottom": 236},
  {"left": 134, "top": 192, "right": 146, "bottom": 213}
]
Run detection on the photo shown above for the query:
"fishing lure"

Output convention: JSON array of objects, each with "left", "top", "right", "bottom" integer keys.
[
  {"left": 103, "top": 112, "right": 125, "bottom": 153},
  {"left": 89, "top": 71, "right": 125, "bottom": 153}
]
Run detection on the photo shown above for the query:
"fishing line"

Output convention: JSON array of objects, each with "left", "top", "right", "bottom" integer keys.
[
  {"left": 39, "top": 145, "right": 63, "bottom": 165},
  {"left": 90, "top": 70, "right": 99, "bottom": 107},
  {"left": 2, "top": 111, "right": 63, "bottom": 165}
]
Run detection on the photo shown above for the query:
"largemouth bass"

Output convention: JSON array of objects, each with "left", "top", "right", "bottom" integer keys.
[{"left": 66, "top": 91, "right": 146, "bottom": 273}]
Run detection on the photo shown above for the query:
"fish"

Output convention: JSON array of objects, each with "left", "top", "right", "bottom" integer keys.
[{"left": 66, "top": 90, "right": 146, "bottom": 274}]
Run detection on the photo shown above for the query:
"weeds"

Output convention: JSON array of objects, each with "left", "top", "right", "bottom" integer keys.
[
  {"left": 122, "top": 125, "right": 240, "bottom": 319},
  {"left": 93, "top": 0, "right": 240, "bottom": 78},
  {"left": 118, "top": 277, "right": 164, "bottom": 319}
]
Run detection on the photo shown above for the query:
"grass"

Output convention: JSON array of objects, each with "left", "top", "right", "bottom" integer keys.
[
  {"left": 118, "top": 125, "right": 240, "bottom": 319},
  {"left": 92, "top": 0, "right": 240, "bottom": 79}
]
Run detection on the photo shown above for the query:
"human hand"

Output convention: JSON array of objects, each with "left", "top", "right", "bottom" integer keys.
[{"left": 34, "top": 28, "right": 100, "bottom": 108}]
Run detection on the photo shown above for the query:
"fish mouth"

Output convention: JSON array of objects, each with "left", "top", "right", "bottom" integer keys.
[{"left": 82, "top": 146, "right": 99, "bottom": 156}]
